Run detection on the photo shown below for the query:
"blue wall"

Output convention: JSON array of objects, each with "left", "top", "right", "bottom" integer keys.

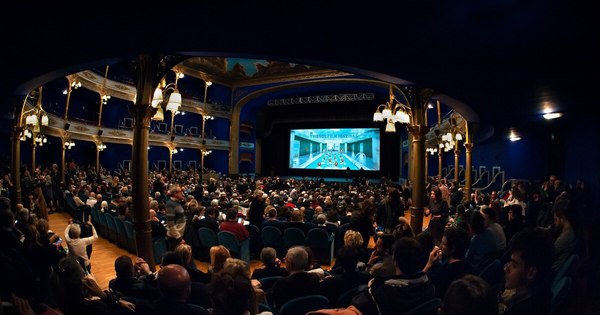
[{"left": 99, "top": 143, "right": 132, "bottom": 171}]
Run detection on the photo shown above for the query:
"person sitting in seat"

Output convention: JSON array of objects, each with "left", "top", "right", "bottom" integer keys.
[
  {"left": 266, "top": 246, "right": 320, "bottom": 310},
  {"left": 499, "top": 229, "right": 554, "bottom": 315},
  {"left": 251, "top": 247, "right": 288, "bottom": 280},
  {"left": 352, "top": 237, "right": 434, "bottom": 315},
  {"left": 109, "top": 255, "right": 159, "bottom": 301}
]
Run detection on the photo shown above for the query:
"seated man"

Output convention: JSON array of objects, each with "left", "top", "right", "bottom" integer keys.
[
  {"left": 266, "top": 246, "right": 321, "bottom": 310},
  {"left": 219, "top": 208, "right": 249, "bottom": 241},
  {"left": 251, "top": 247, "right": 288, "bottom": 280},
  {"left": 136, "top": 264, "right": 208, "bottom": 315},
  {"left": 500, "top": 229, "right": 554, "bottom": 315},
  {"left": 443, "top": 274, "right": 498, "bottom": 315},
  {"left": 423, "top": 227, "right": 477, "bottom": 298},
  {"left": 352, "top": 237, "right": 435, "bottom": 315},
  {"left": 109, "top": 255, "right": 159, "bottom": 301},
  {"left": 318, "top": 245, "right": 372, "bottom": 303}
]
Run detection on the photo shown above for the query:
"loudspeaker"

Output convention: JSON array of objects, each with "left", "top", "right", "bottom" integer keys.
[
  {"left": 64, "top": 123, "right": 70, "bottom": 130},
  {"left": 170, "top": 135, "right": 175, "bottom": 142},
  {"left": 97, "top": 130, "right": 103, "bottom": 136},
  {"left": 202, "top": 139, "right": 206, "bottom": 145}
]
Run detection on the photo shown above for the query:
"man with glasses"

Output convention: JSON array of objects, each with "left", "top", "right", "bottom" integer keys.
[{"left": 166, "top": 185, "right": 186, "bottom": 250}]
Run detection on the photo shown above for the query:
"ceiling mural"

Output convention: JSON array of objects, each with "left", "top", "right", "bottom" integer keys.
[{"left": 180, "top": 57, "right": 335, "bottom": 85}]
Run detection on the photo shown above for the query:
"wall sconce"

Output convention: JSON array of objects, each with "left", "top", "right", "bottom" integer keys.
[
  {"left": 373, "top": 85, "right": 411, "bottom": 132},
  {"left": 97, "top": 143, "right": 107, "bottom": 151},
  {"left": 64, "top": 137, "right": 75, "bottom": 149}
]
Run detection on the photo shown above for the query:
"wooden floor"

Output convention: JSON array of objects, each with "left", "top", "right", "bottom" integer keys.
[{"left": 48, "top": 210, "right": 430, "bottom": 290}]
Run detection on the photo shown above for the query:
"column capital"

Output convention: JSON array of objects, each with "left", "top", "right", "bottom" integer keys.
[
  {"left": 464, "top": 143, "right": 473, "bottom": 151},
  {"left": 407, "top": 125, "right": 428, "bottom": 138},
  {"left": 130, "top": 105, "right": 155, "bottom": 129},
  {"left": 454, "top": 148, "right": 461, "bottom": 155}
]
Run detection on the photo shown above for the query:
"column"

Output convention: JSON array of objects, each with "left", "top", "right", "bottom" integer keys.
[
  {"left": 61, "top": 139, "right": 66, "bottom": 183},
  {"left": 131, "top": 54, "right": 157, "bottom": 270},
  {"left": 255, "top": 139, "right": 262, "bottom": 176},
  {"left": 464, "top": 143, "right": 473, "bottom": 202},
  {"left": 408, "top": 88, "right": 432, "bottom": 234},
  {"left": 454, "top": 146, "right": 460, "bottom": 183},
  {"left": 10, "top": 95, "right": 24, "bottom": 208},
  {"left": 31, "top": 139, "right": 37, "bottom": 172},
  {"left": 438, "top": 149, "right": 443, "bottom": 180},
  {"left": 408, "top": 125, "right": 427, "bottom": 234}
]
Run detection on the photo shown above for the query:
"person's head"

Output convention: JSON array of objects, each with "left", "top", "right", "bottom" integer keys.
[
  {"left": 68, "top": 223, "right": 81, "bottom": 239},
  {"left": 175, "top": 243, "right": 193, "bottom": 265},
  {"left": 210, "top": 245, "right": 231, "bottom": 272},
  {"left": 343, "top": 230, "right": 364, "bottom": 247},
  {"left": 480, "top": 206, "right": 497, "bottom": 226},
  {"left": 53, "top": 257, "right": 87, "bottom": 302},
  {"left": 226, "top": 208, "right": 238, "bottom": 221},
  {"left": 36, "top": 218, "right": 50, "bottom": 234},
  {"left": 161, "top": 251, "right": 185, "bottom": 267},
  {"left": 392, "top": 237, "right": 426, "bottom": 275},
  {"left": 443, "top": 274, "right": 498, "bottom": 315},
  {"left": 158, "top": 264, "right": 191, "bottom": 301},
  {"left": 223, "top": 258, "right": 250, "bottom": 279},
  {"left": 114, "top": 255, "right": 134, "bottom": 278},
  {"left": 553, "top": 199, "right": 573, "bottom": 229},
  {"left": 468, "top": 210, "right": 486, "bottom": 234},
  {"left": 442, "top": 227, "right": 471, "bottom": 260},
  {"left": 430, "top": 186, "right": 442, "bottom": 201},
  {"left": 209, "top": 271, "right": 255, "bottom": 315},
  {"left": 507, "top": 204, "right": 523, "bottom": 223},
  {"left": 284, "top": 246, "right": 309, "bottom": 273},
  {"left": 392, "top": 217, "right": 415, "bottom": 239},
  {"left": 337, "top": 246, "right": 359, "bottom": 272},
  {"left": 169, "top": 185, "right": 184, "bottom": 201},
  {"left": 260, "top": 247, "right": 278, "bottom": 267},
  {"left": 504, "top": 229, "right": 554, "bottom": 290},
  {"left": 376, "top": 233, "right": 395, "bottom": 255},
  {"left": 326, "top": 209, "right": 339, "bottom": 223}
]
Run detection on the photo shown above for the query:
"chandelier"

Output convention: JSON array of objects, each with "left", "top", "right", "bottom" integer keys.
[
  {"left": 20, "top": 87, "right": 49, "bottom": 144},
  {"left": 151, "top": 72, "right": 183, "bottom": 121},
  {"left": 372, "top": 85, "right": 411, "bottom": 132}
]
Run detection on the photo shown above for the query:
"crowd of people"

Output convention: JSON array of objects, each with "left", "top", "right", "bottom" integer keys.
[{"left": 0, "top": 159, "right": 595, "bottom": 314}]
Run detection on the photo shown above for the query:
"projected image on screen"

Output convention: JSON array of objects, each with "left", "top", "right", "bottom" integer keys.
[{"left": 289, "top": 128, "right": 380, "bottom": 170}]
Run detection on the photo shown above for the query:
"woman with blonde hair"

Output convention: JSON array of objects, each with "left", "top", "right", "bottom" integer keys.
[
  {"left": 223, "top": 258, "right": 266, "bottom": 305},
  {"left": 209, "top": 245, "right": 231, "bottom": 276}
]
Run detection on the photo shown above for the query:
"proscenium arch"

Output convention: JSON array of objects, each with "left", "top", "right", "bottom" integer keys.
[{"left": 229, "top": 78, "right": 413, "bottom": 174}]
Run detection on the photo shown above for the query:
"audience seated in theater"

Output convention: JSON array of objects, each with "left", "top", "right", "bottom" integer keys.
[
  {"left": 366, "top": 233, "right": 396, "bottom": 277},
  {"left": 302, "top": 245, "right": 325, "bottom": 280},
  {"left": 209, "top": 270, "right": 272, "bottom": 315},
  {"left": 465, "top": 210, "right": 496, "bottom": 271},
  {"left": 223, "top": 257, "right": 267, "bottom": 305},
  {"left": 391, "top": 217, "right": 415, "bottom": 240},
  {"left": 160, "top": 251, "right": 211, "bottom": 309},
  {"left": 109, "top": 255, "right": 159, "bottom": 301},
  {"left": 551, "top": 198, "right": 576, "bottom": 271},
  {"left": 137, "top": 264, "right": 208, "bottom": 315},
  {"left": 219, "top": 208, "right": 249, "bottom": 241},
  {"left": 196, "top": 206, "right": 220, "bottom": 234},
  {"left": 423, "top": 227, "right": 477, "bottom": 298},
  {"left": 208, "top": 245, "right": 231, "bottom": 276},
  {"left": 351, "top": 237, "right": 434, "bottom": 315},
  {"left": 266, "top": 246, "right": 321, "bottom": 310},
  {"left": 150, "top": 209, "right": 167, "bottom": 238},
  {"left": 499, "top": 229, "right": 554, "bottom": 315},
  {"left": 503, "top": 204, "right": 525, "bottom": 244},
  {"left": 331, "top": 230, "right": 369, "bottom": 273},
  {"left": 251, "top": 247, "right": 288, "bottom": 280},
  {"left": 261, "top": 207, "right": 285, "bottom": 232},
  {"left": 442, "top": 274, "right": 498, "bottom": 315},
  {"left": 175, "top": 243, "right": 210, "bottom": 284},
  {"left": 481, "top": 205, "right": 507, "bottom": 252},
  {"left": 285, "top": 208, "right": 311, "bottom": 234},
  {"left": 51, "top": 256, "right": 136, "bottom": 315},
  {"left": 318, "top": 245, "right": 372, "bottom": 303}
]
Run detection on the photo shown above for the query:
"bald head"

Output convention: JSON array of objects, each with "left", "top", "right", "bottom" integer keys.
[{"left": 158, "top": 264, "right": 191, "bottom": 301}]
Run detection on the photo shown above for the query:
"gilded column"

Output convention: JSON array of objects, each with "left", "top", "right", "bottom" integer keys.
[
  {"left": 464, "top": 143, "right": 473, "bottom": 202},
  {"left": 454, "top": 146, "right": 460, "bottom": 183},
  {"left": 131, "top": 54, "right": 158, "bottom": 271},
  {"left": 408, "top": 124, "right": 428, "bottom": 234}
]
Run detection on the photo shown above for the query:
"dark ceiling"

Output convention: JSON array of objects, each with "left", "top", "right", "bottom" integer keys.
[{"left": 1, "top": 2, "right": 598, "bottom": 141}]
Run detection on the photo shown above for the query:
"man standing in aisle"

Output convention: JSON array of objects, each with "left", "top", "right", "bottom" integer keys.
[{"left": 166, "top": 185, "right": 186, "bottom": 250}]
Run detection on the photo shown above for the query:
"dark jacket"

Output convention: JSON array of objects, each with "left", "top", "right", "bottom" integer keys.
[
  {"left": 266, "top": 271, "right": 321, "bottom": 309},
  {"left": 352, "top": 272, "right": 435, "bottom": 315}
]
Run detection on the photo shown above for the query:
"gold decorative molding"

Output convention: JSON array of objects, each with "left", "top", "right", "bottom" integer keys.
[
  {"left": 108, "top": 130, "right": 127, "bottom": 137},
  {"left": 73, "top": 125, "right": 90, "bottom": 132}
]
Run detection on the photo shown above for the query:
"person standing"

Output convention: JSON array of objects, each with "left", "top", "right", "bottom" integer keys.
[{"left": 166, "top": 185, "right": 186, "bottom": 250}]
